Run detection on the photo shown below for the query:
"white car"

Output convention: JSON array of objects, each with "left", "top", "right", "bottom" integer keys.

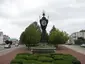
[
  {"left": 15, "top": 44, "right": 19, "bottom": 47},
  {"left": 80, "top": 44, "right": 85, "bottom": 47},
  {"left": 4, "top": 44, "right": 11, "bottom": 48}
]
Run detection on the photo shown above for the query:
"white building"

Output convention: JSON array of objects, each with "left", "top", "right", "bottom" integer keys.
[
  {"left": 9, "top": 38, "right": 18, "bottom": 45},
  {"left": 0, "top": 31, "right": 10, "bottom": 44},
  {"left": 68, "top": 30, "right": 85, "bottom": 44},
  {"left": 70, "top": 32, "right": 85, "bottom": 40},
  {"left": 3, "top": 35, "right": 10, "bottom": 42},
  {"left": 0, "top": 32, "right": 3, "bottom": 44}
]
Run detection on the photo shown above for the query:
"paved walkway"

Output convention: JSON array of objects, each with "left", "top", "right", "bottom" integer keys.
[
  {"left": 0, "top": 45, "right": 85, "bottom": 64},
  {"left": 56, "top": 46, "right": 85, "bottom": 64},
  {"left": 62, "top": 45, "right": 85, "bottom": 55},
  {"left": 0, "top": 45, "right": 4, "bottom": 51},
  {"left": 0, "top": 46, "right": 31, "bottom": 64},
  {"left": 0, "top": 45, "right": 25, "bottom": 56}
]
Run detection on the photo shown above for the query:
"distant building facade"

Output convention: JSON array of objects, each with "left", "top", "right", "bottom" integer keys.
[
  {"left": 3, "top": 35, "right": 10, "bottom": 42},
  {"left": 70, "top": 32, "right": 85, "bottom": 40},
  {"left": 0, "top": 31, "right": 10, "bottom": 44},
  {"left": 9, "top": 38, "right": 18, "bottom": 45},
  {"left": 0, "top": 32, "right": 3, "bottom": 44},
  {"left": 68, "top": 30, "right": 85, "bottom": 44}
]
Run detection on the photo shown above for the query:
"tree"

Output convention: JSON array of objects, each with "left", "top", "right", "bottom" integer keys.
[
  {"left": 49, "top": 25, "right": 56, "bottom": 35},
  {"left": 19, "top": 32, "right": 26, "bottom": 44},
  {"left": 61, "top": 31, "right": 69, "bottom": 43},
  {"left": 20, "top": 22, "right": 41, "bottom": 48},
  {"left": 5, "top": 40, "right": 12, "bottom": 45},
  {"left": 49, "top": 26, "right": 69, "bottom": 47}
]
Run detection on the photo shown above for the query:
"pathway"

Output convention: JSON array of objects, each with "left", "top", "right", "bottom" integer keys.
[
  {"left": 0, "top": 45, "right": 85, "bottom": 64},
  {"left": 56, "top": 45, "right": 85, "bottom": 64},
  {"left": 63, "top": 45, "right": 85, "bottom": 55},
  {"left": 0, "top": 46, "right": 30, "bottom": 64}
]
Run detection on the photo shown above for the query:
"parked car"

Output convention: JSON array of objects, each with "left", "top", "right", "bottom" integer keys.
[
  {"left": 80, "top": 44, "right": 85, "bottom": 47},
  {"left": 15, "top": 43, "right": 19, "bottom": 47},
  {"left": 65, "top": 43, "right": 72, "bottom": 45},
  {"left": 4, "top": 44, "right": 11, "bottom": 48}
]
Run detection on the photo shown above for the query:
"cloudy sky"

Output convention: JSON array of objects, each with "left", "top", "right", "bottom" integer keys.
[{"left": 0, "top": 0, "right": 85, "bottom": 39}]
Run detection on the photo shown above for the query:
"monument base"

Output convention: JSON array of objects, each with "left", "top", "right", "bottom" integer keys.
[
  {"left": 30, "top": 43, "right": 56, "bottom": 54},
  {"left": 40, "top": 30, "right": 48, "bottom": 43}
]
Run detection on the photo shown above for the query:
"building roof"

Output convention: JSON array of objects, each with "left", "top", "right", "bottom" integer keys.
[{"left": 8, "top": 38, "right": 18, "bottom": 41}]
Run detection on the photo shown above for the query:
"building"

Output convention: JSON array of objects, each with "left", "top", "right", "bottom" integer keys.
[
  {"left": 3, "top": 35, "right": 10, "bottom": 42},
  {"left": 68, "top": 30, "right": 85, "bottom": 44},
  {"left": 9, "top": 38, "right": 18, "bottom": 45},
  {"left": 0, "top": 31, "right": 10, "bottom": 44},
  {"left": 0, "top": 32, "right": 3, "bottom": 44},
  {"left": 70, "top": 32, "right": 85, "bottom": 40}
]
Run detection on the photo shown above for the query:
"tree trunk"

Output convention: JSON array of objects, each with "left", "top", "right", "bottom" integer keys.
[{"left": 56, "top": 44, "right": 58, "bottom": 48}]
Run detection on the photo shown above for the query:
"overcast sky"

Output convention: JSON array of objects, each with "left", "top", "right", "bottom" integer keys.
[{"left": 0, "top": 0, "right": 85, "bottom": 39}]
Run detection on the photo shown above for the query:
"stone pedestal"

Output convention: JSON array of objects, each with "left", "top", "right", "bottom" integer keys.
[
  {"left": 30, "top": 44, "right": 56, "bottom": 54},
  {"left": 41, "top": 30, "right": 48, "bottom": 43}
]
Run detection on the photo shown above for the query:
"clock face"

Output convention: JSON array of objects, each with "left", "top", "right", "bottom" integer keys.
[{"left": 41, "top": 20, "right": 46, "bottom": 26}]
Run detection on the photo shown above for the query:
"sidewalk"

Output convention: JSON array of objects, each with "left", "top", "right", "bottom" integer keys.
[
  {"left": 0, "top": 46, "right": 31, "bottom": 64},
  {"left": 0, "top": 45, "right": 25, "bottom": 56},
  {"left": 0, "top": 45, "right": 85, "bottom": 64},
  {"left": 56, "top": 46, "right": 85, "bottom": 64},
  {"left": 62, "top": 45, "right": 85, "bottom": 55}
]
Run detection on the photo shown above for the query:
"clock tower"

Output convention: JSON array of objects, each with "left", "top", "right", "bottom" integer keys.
[{"left": 40, "top": 12, "right": 48, "bottom": 43}]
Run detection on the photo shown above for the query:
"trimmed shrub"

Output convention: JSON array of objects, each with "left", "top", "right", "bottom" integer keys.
[
  {"left": 53, "top": 55, "right": 64, "bottom": 60},
  {"left": 27, "top": 55, "right": 38, "bottom": 60},
  {"left": 63, "top": 54, "right": 77, "bottom": 61},
  {"left": 53, "top": 60, "right": 73, "bottom": 64},
  {"left": 11, "top": 63, "right": 20, "bottom": 64},
  {"left": 15, "top": 55, "right": 38, "bottom": 60},
  {"left": 23, "top": 60, "right": 42, "bottom": 64},
  {"left": 15, "top": 55, "right": 28, "bottom": 60},
  {"left": 38, "top": 54, "right": 51, "bottom": 57},
  {"left": 16, "top": 53, "right": 32, "bottom": 56},
  {"left": 41, "top": 62, "right": 52, "bottom": 64},
  {"left": 53, "top": 54, "right": 77, "bottom": 61},
  {"left": 72, "top": 59, "right": 81, "bottom": 64},
  {"left": 10, "top": 59, "right": 24, "bottom": 64},
  {"left": 10, "top": 53, "right": 81, "bottom": 64},
  {"left": 51, "top": 53, "right": 64, "bottom": 57},
  {"left": 38, "top": 56, "right": 53, "bottom": 62}
]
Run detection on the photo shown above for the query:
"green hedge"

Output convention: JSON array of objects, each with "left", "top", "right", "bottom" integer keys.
[
  {"left": 41, "top": 62, "right": 52, "bottom": 64},
  {"left": 26, "top": 55, "right": 38, "bottom": 60},
  {"left": 53, "top": 60, "right": 73, "bottom": 64},
  {"left": 23, "top": 60, "right": 42, "bottom": 64},
  {"left": 10, "top": 53, "right": 81, "bottom": 64},
  {"left": 15, "top": 54, "right": 38, "bottom": 60},
  {"left": 10, "top": 59, "right": 25, "bottom": 64},
  {"left": 16, "top": 53, "right": 32, "bottom": 56},
  {"left": 52, "top": 54, "right": 76, "bottom": 61},
  {"left": 38, "top": 54, "right": 51, "bottom": 57},
  {"left": 38, "top": 56, "right": 53, "bottom": 62}
]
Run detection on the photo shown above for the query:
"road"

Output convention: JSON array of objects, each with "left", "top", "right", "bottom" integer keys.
[
  {"left": 63, "top": 45, "right": 85, "bottom": 55},
  {"left": 0, "top": 45, "right": 16, "bottom": 51},
  {"left": 0, "top": 45, "right": 4, "bottom": 51},
  {"left": 0, "top": 45, "right": 25, "bottom": 56}
]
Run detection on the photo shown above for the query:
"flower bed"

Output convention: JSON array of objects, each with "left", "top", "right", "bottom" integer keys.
[{"left": 10, "top": 53, "right": 81, "bottom": 64}]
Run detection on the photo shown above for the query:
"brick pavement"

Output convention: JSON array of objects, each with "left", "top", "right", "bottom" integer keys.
[
  {"left": 0, "top": 45, "right": 85, "bottom": 64},
  {"left": 0, "top": 47, "right": 31, "bottom": 64},
  {"left": 56, "top": 46, "right": 85, "bottom": 64}
]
